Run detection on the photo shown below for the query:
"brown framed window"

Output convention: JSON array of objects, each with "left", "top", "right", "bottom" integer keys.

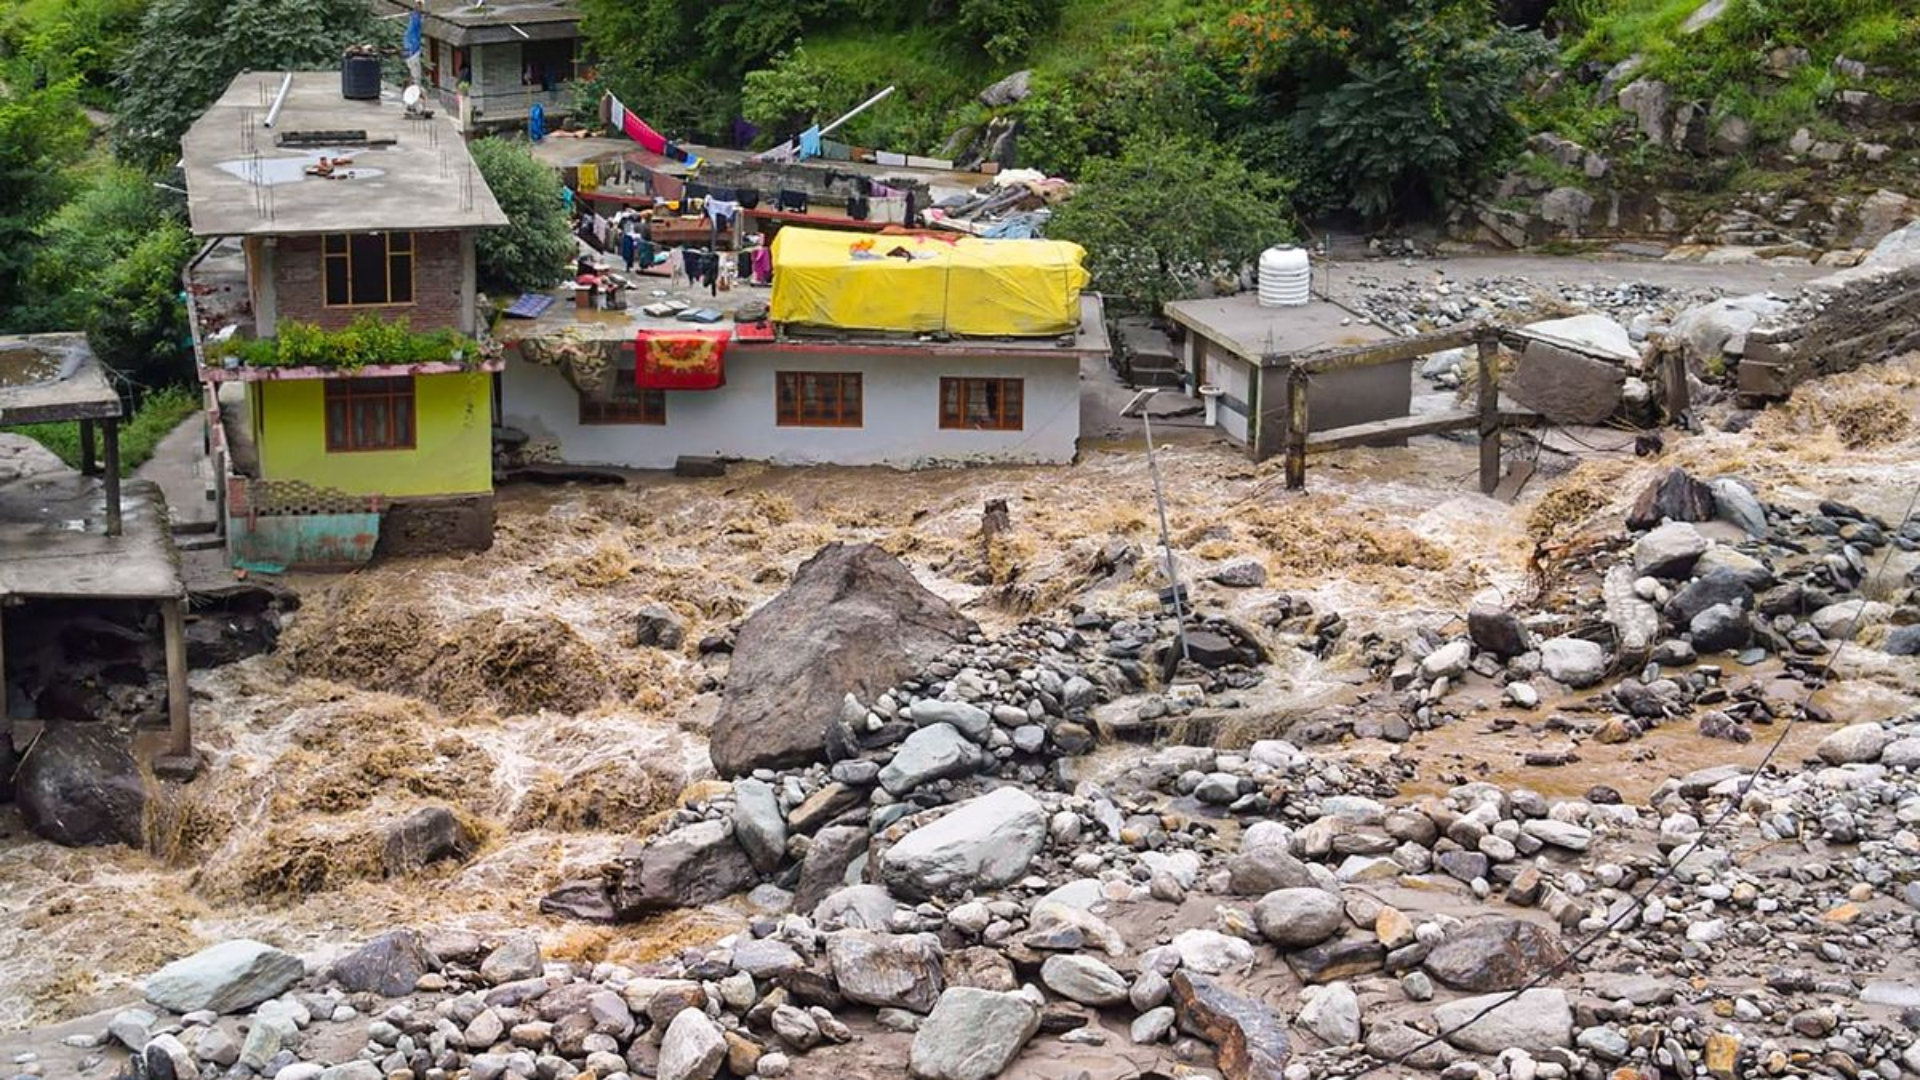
[
  {"left": 580, "top": 366, "right": 666, "bottom": 425},
  {"left": 776, "top": 371, "right": 862, "bottom": 427},
  {"left": 325, "top": 376, "right": 416, "bottom": 452},
  {"left": 940, "top": 377, "right": 1023, "bottom": 431},
  {"left": 323, "top": 231, "right": 414, "bottom": 307}
]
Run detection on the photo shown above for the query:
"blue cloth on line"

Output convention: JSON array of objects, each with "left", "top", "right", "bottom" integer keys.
[
  {"left": 404, "top": 10, "right": 423, "bottom": 57},
  {"left": 797, "top": 125, "right": 822, "bottom": 160}
]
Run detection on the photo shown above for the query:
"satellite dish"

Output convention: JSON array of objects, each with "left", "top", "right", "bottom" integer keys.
[{"left": 403, "top": 85, "right": 423, "bottom": 109}]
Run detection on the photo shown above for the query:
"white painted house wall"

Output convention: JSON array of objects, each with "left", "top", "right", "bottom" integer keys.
[{"left": 502, "top": 346, "right": 1084, "bottom": 469}]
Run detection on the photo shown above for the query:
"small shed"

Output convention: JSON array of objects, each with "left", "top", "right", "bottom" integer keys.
[{"left": 0, "top": 334, "right": 196, "bottom": 776}]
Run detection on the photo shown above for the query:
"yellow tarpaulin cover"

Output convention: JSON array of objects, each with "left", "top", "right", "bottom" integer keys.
[{"left": 769, "top": 227, "right": 1090, "bottom": 337}]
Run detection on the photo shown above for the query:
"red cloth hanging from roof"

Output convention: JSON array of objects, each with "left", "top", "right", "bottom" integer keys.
[
  {"left": 604, "top": 92, "right": 668, "bottom": 156},
  {"left": 635, "top": 330, "right": 728, "bottom": 390}
]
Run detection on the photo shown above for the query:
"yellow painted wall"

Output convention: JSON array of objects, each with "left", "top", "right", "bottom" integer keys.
[{"left": 253, "top": 372, "right": 493, "bottom": 497}]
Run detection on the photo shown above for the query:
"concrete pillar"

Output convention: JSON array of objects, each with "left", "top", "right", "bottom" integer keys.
[
  {"left": 460, "top": 230, "right": 478, "bottom": 335},
  {"left": 102, "top": 417, "right": 121, "bottom": 537},
  {"left": 252, "top": 238, "right": 279, "bottom": 337},
  {"left": 162, "top": 597, "right": 192, "bottom": 760},
  {"left": 79, "top": 419, "right": 97, "bottom": 475}
]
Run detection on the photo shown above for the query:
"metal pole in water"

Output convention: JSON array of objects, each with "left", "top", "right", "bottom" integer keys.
[{"left": 1123, "top": 388, "right": 1190, "bottom": 667}]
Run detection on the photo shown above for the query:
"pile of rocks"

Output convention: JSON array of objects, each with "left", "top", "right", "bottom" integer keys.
[
  {"left": 103, "top": 704, "right": 1920, "bottom": 1080},
  {"left": 1348, "top": 271, "right": 1718, "bottom": 340},
  {"left": 1381, "top": 467, "right": 1917, "bottom": 752}
]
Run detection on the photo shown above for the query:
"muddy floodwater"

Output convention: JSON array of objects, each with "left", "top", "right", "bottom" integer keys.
[{"left": 3, "top": 357, "right": 1919, "bottom": 1037}]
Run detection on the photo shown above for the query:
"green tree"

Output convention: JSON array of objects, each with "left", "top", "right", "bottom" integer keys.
[
  {"left": 956, "top": 0, "right": 1064, "bottom": 62},
  {"left": 0, "top": 0, "right": 149, "bottom": 105},
  {"left": 741, "top": 50, "right": 829, "bottom": 134},
  {"left": 27, "top": 164, "right": 174, "bottom": 329},
  {"left": 1048, "top": 138, "right": 1294, "bottom": 314},
  {"left": 468, "top": 138, "right": 575, "bottom": 295},
  {"left": 0, "top": 78, "right": 91, "bottom": 332},
  {"left": 112, "top": 0, "right": 390, "bottom": 166},
  {"left": 1228, "top": 0, "right": 1548, "bottom": 219},
  {"left": 86, "top": 220, "right": 196, "bottom": 392}
]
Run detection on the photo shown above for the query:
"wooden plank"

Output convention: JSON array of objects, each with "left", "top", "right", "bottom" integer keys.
[
  {"left": 1477, "top": 336, "right": 1501, "bottom": 495},
  {"left": 1284, "top": 368, "right": 1308, "bottom": 489},
  {"left": 1491, "top": 460, "right": 1537, "bottom": 503},
  {"left": 1306, "top": 409, "right": 1477, "bottom": 452},
  {"left": 1293, "top": 323, "right": 1487, "bottom": 374}
]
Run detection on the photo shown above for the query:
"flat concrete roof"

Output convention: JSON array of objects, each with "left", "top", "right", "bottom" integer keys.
[
  {"left": 0, "top": 334, "right": 122, "bottom": 425},
  {"left": 505, "top": 283, "right": 1110, "bottom": 359},
  {"left": 0, "top": 451, "right": 182, "bottom": 602},
  {"left": 182, "top": 71, "right": 510, "bottom": 238},
  {"left": 1164, "top": 293, "right": 1392, "bottom": 366},
  {"left": 372, "top": 0, "right": 579, "bottom": 43}
]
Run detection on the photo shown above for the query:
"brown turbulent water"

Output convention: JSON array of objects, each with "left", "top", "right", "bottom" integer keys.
[{"left": 4, "top": 358, "right": 1920, "bottom": 1031}]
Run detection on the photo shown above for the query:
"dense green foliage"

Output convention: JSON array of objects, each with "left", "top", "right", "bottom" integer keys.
[
  {"left": 0, "top": 385, "right": 200, "bottom": 474},
  {"left": 469, "top": 138, "right": 576, "bottom": 295},
  {"left": 210, "top": 316, "right": 478, "bottom": 371},
  {"left": 113, "top": 0, "right": 391, "bottom": 166},
  {"left": 1049, "top": 139, "right": 1294, "bottom": 313}
]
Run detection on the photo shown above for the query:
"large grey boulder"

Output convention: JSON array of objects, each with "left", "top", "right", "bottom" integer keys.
[
  {"left": 879, "top": 723, "right": 981, "bottom": 795},
  {"left": 910, "top": 987, "right": 1040, "bottom": 1080},
  {"left": 909, "top": 700, "right": 993, "bottom": 743},
  {"left": 1618, "top": 78, "right": 1672, "bottom": 143},
  {"left": 827, "top": 931, "right": 945, "bottom": 1013},
  {"left": 710, "top": 543, "right": 974, "bottom": 776},
  {"left": 812, "top": 884, "right": 899, "bottom": 931},
  {"left": 16, "top": 720, "right": 148, "bottom": 847},
  {"left": 730, "top": 779, "right": 787, "bottom": 874},
  {"left": 609, "top": 819, "right": 758, "bottom": 916},
  {"left": 977, "top": 70, "right": 1032, "bottom": 108},
  {"left": 144, "top": 940, "right": 304, "bottom": 1015},
  {"left": 879, "top": 787, "right": 1046, "bottom": 900},
  {"left": 1507, "top": 339, "right": 1625, "bottom": 425},
  {"left": 1670, "top": 294, "right": 1787, "bottom": 364},
  {"left": 1633, "top": 522, "right": 1709, "bottom": 579},
  {"left": 1433, "top": 988, "right": 1573, "bottom": 1054},
  {"left": 1254, "top": 889, "right": 1346, "bottom": 949},
  {"left": 1172, "top": 971, "right": 1292, "bottom": 1078},
  {"left": 1818, "top": 723, "right": 1893, "bottom": 765},
  {"left": 1539, "top": 637, "right": 1607, "bottom": 688},
  {"left": 657, "top": 1008, "right": 727, "bottom": 1080},
  {"left": 1424, "top": 919, "right": 1566, "bottom": 992},
  {"left": 1040, "top": 954, "right": 1129, "bottom": 1006},
  {"left": 792, "top": 824, "right": 871, "bottom": 916},
  {"left": 329, "top": 929, "right": 436, "bottom": 997},
  {"left": 1297, "top": 981, "right": 1362, "bottom": 1046}
]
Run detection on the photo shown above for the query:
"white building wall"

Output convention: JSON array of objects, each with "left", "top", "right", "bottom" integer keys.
[
  {"left": 1210, "top": 348, "right": 1253, "bottom": 445},
  {"left": 502, "top": 346, "right": 1083, "bottom": 469}
]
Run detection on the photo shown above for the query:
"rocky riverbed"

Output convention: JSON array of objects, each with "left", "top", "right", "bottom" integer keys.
[{"left": 3, "top": 354, "right": 1920, "bottom": 1080}]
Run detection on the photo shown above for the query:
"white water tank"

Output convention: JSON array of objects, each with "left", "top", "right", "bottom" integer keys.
[{"left": 1258, "top": 245, "right": 1311, "bottom": 307}]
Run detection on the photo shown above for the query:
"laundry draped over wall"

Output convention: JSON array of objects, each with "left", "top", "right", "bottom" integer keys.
[{"left": 635, "top": 330, "right": 728, "bottom": 390}]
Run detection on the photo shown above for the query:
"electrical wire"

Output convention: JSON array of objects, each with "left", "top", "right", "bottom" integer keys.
[{"left": 1349, "top": 479, "right": 1920, "bottom": 1076}]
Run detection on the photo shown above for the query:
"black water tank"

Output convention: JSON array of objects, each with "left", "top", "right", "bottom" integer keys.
[{"left": 341, "top": 53, "right": 381, "bottom": 100}]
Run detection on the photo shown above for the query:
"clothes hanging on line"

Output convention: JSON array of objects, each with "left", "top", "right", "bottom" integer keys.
[
  {"left": 751, "top": 245, "right": 773, "bottom": 284},
  {"left": 797, "top": 125, "right": 822, "bottom": 160},
  {"left": 776, "top": 189, "right": 809, "bottom": 213},
  {"left": 705, "top": 198, "right": 739, "bottom": 227}
]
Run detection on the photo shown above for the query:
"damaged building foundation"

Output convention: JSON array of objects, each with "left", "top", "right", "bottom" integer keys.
[{"left": 0, "top": 334, "right": 197, "bottom": 783}]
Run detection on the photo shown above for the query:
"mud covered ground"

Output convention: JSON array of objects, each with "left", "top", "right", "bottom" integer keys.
[{"left": 3, "top": 354, "right": 1918, "bottom": 1037}]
